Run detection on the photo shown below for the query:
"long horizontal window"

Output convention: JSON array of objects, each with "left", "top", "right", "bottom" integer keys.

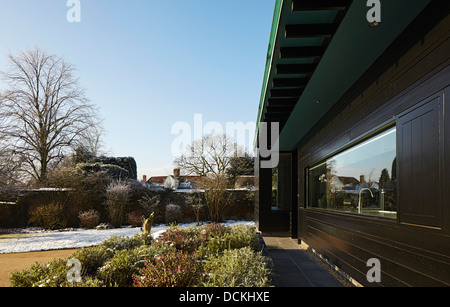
[{"left": 308, "top": 127, "right": 397, "bottom": 218}]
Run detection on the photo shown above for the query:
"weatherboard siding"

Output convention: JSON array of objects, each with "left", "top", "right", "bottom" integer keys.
[{"left": 297, "top": 14, "right": 450, "bottom": 287}]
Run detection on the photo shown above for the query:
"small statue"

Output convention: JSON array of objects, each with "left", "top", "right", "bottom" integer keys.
[{"left": 140, "top": 212, "right": 155, "bottom": 234}]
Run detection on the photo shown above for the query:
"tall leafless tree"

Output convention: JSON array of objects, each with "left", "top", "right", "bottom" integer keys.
[
  {"left": 0, "top": 144, "right": 23, "bottom": 186},
  {"left": 174, "top": 134, "right": 244, "bottom": 177},
  {"left": 0, "top": 47, "right": 101, "bottom": 184},
  {"left": 75, "top": 123, "right": 108, "bottom": 158}
]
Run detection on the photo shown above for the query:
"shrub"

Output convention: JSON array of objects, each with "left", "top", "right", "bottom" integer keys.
[
  {"left": 100, "top": 233, "right": 152, "bottom": 252},
  {"left": 9, "top": 232, "right": 153, "bottom": 287},
  {"left": 28, "top": 202, "right": 67, "bottom": 230},
  {"left": 203, "top": 175, "right": 232, "bottom": 223},
  {"left": 92, "top": 156, "right": 137, "bottom": 180},
  {"left": 154, "top": 226, "right": 202, "bottom": 253},
  {"left": 196, "top": 224, "right": 259, "bottom": 259},
  {"left": 138, "top": 194, "right": 160, "bottom": 215},
  {"left": 47, "top": 165, "right": 110, "bottom": 223},
  {"left": 73, "top": 233, "right": 152, "bottom": 279},
  {"left": 97, "top": 244, "right": 172, "bottom": 287},
  {"left": 133, "top": 250, "right": 202, "bottom": 287},
  {"left": 105, "top": 180, "right": 130, "bottom": 227},
  {"left": 9, "top": 255, "right": 107, "bottom": 287},
  {"left": 127, "top": 211, "right": 144, "bottom": 227},
  {"left": 9, "top": 251, "right": 110, "bottom": 287},
  {"left": 78, "top": 209, "right": 100, "bottom": 229},
  {"left": 202, "top": 247, "right": 272, "bottom": 287},
  {"left": 165, "top": 204, "right": 182, "bottom": 224},
  {"left": 75, "top": 162, "right": 130, "bottom": 181},
  {"left": 73, "top": 246, "right": 115, "bottom": 277},
  {"left": 226, "top": 224, "right": 260, "bottom": 251},
  {"left": 10, "top": 258, "right": 69, "bottom": 287},
  {"left": 185, "top": 193, "right": 205, "bottom": 226},
  {"left": 200, "top": 222, "right": 230, "bottom": 240},
  {"left": 97, "top": 249, "right": 141, "bottom": 287}
]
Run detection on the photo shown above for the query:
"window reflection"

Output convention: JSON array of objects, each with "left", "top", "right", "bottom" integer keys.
[{"left": 308, "top": 127, "right": 397, "bottom": 218}]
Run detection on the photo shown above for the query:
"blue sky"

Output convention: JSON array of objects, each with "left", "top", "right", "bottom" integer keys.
[{"left": 0, "top": 0, "right": 275, "bottom": 178}]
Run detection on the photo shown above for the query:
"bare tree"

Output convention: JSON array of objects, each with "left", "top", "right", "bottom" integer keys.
[
  {"left": 75, "top": 123, "right": 108, "bottom": 157},
  {"left": 0, "top": 47, "right": 101, "bottom": 184},
  {"left": 0, "top": 144, "right": 24, "bottom": 186},
  {"left": 174, "top": 134, "right": 244, "bottom": 177}
]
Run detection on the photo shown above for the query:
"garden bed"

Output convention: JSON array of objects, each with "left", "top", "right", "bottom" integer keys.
[
  {"left": 9, "top": 223, "right": 273, "bottom": 287},
  {"left": 0, "top": 221, "right": 254, "bottom": 254}
]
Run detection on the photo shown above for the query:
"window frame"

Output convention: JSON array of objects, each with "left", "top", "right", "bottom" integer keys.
[{"left": 306, "top": 121, "right": 398, "bottom": 220}]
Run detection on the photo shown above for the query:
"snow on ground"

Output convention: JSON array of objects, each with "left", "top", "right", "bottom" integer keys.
[{"left": 0, "top": 220, "right": 256, "bottom": 254}]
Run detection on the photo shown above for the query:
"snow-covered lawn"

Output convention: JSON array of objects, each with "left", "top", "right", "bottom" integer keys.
[{"left": 0, "top": 220, "right": 256, "bottom": 254}]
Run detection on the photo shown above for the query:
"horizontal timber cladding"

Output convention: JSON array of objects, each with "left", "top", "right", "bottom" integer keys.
[
  {"left": 297, "top": 14, "right": 450, "bottom": 286},
  {"left": 300, "top": 209, "right": 450, "bottom": 286}
]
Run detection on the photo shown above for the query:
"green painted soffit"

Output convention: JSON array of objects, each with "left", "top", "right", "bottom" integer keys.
[
  {"left": 256, "top": 0, "right": 431, "bottom": 151},
  {"left": 279, "top": 0, "right": 430, "bottom": 151},
  {"left": 256, "top": 0, "right": 283, "bottom": 137}
]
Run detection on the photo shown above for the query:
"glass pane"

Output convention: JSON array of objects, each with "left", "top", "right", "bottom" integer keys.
[{"left": 308, "top": 127, "right": 397, "bottom": 218}]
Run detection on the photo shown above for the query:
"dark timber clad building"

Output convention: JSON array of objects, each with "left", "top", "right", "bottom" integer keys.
[{"left": 255, "top": 0, "right": 450, "bottom": 286}]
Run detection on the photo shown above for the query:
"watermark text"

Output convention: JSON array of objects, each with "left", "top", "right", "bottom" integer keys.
[
  {"left": 366, "top": 0, "right": 381, "bottom": 24},
  {"left": 366, "top": 258, "right": 381, "bottom": 283},
  {"left": 66, "top": 0, "right": 81, "bottom": 23},
  {"left": 67, "top": 257, "right": 82, "bottom": 282}
]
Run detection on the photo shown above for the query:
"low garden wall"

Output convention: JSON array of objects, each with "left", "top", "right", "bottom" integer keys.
[
  {"left": 0, "top": 187, "right": 255, "bottom": 229},
  {"left": 0, "top": 189, "right": 73, "bottom": 228}
]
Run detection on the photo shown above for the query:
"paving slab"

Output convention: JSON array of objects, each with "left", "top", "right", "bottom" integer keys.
[{"left": 262, "top": 233, "right": 344, "bottom": 287}]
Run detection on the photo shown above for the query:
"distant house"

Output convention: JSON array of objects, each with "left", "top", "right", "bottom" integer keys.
[
  {"left": 178, "top": 176, "right": 208, "bottom": 189},
  {"left": 337, "top": 176, "right": 359, "bottom": 186},
  {"left": 161, "top": 175, "right": 177, "bottom": 189},
  {"left": 147, "top": 176, "right": 167, "bottom": 186},
  {"left": 331, "top": 176, "right": 379, "bottom": 193},
  {"left": 144, "top": 169, "right": 254, "bottom": 190},
  {"left": 146, "top": 169, "right": 205, "bottom": 190},
  {"left": 140, "top": 175, "right": 165, "bottom": 191}
]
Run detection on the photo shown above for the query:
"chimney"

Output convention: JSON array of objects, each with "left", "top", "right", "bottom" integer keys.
[
  {"left": 173, "top": 168, "right": 181, "bottom": 177},
  {"left": 360, "top": 175, "right": 365, "bottom": 184},
  {"left": 142, "top": 175, "right": 147, "bottom": 183}
]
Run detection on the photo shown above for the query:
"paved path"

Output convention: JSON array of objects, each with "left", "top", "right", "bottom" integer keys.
[{"left": 262, "top": 233, "right": 344, "bottom": 287}]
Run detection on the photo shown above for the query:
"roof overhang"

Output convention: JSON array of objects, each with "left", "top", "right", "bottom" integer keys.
[{"left": 256, "top": 0, "right": 431, "bottom": 152}]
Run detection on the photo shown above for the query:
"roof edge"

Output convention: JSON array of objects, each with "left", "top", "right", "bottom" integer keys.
[{"left": 254, "top": 0, "right": 284, "bottom": 148}]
